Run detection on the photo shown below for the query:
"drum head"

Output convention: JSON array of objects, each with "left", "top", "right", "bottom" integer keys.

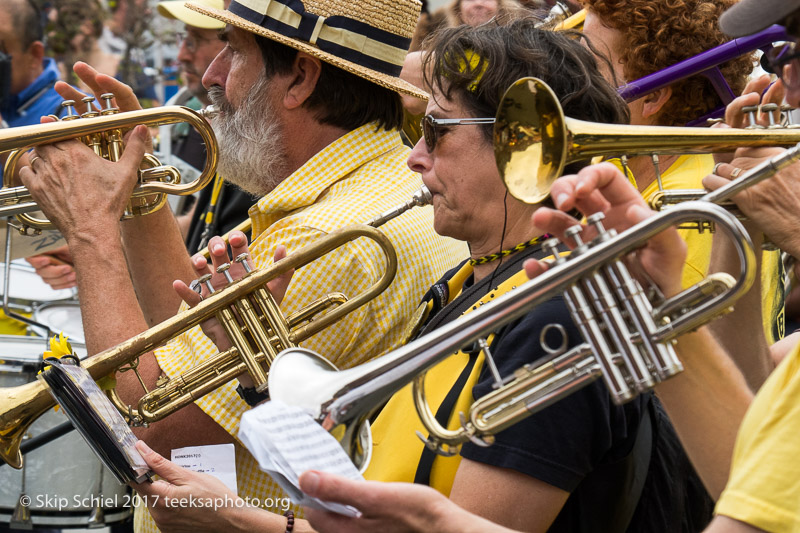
[
  {"left": 33, "top": 302, "right": 85, "bottom": 344},
  {"left": 0, "top": 261, "right": 74, "bottom": 306},
  {"left": 0, "top": 335, "right": 87, "bottom": 386}
]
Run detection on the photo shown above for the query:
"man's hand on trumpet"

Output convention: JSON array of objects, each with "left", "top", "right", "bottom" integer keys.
[
  {"left": 18, "top": 60, "right": 159, "bottom": 241},
  {"left": 524, "top": 162, "right": 687, "bottom": 299},
  {"left": 705, "top": 75, "right": 800, "bottom": 257},
  {"left": 172, "top": 231, "right": 294, "bottom": 364},
  {"left": 55, "top": 61, "right": 146, "bottom": 117},
  {"left": 18, "top": 124, "right": 149, "bottom": 241}
]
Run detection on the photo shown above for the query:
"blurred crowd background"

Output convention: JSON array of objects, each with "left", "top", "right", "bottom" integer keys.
[{"left": 36, "top": 0, "right": 583, "bottom": 109}]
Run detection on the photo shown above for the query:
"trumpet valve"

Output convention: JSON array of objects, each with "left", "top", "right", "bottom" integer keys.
[
  {"left": 199, "top": 273, "right": 215, "bottom": 294},
  {"left": 741, "top": 105, "right": 763, "bottom": 129},
  {"left": 586, "top": 212, "right": 616, "bottom": 241},
  {"left": 60, "top": 100, "right": 79, "bottom": 121},
  {"left": 81, "top": 96, "right": 99, "bottom": 119},
  {"left": 100, "top": 93, "right": 118, "bottom": 116},
  {"left": 217, "top": 263, "right": 235, "bottom": 284},
  {"left": 543, "top": 238, "right": 564, "bottom": 263},
  {"left": 761, "top": 104, "right": 782, "bottom": 129},
  {"left": 564, "top": 225, "right": 587, "bottom": 250},
  {"left": 234, "top": 253, "right": 253, "bottom": 274}
]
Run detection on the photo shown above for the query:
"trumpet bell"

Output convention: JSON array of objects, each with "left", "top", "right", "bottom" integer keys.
[
  {"left": 494, "top": 78, "right": 567, "bottom": 204},
  {"left": 269, "top": 348, "right": 373, "bottom": 472}
]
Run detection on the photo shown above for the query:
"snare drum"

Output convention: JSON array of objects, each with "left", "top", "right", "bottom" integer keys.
[
  {"left": 32, "top": 302, "right": 85, "bottom": 344},
  {"left": 0, "top": 261, "right": 75, "bottom": 308},
  {"left": 0, "top": 336, "right": 131, "bottom": 528}
]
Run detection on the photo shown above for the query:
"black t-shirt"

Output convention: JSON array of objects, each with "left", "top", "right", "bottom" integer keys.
[{"left": 459, "top": 295, "right": 713, "bottom": 532}]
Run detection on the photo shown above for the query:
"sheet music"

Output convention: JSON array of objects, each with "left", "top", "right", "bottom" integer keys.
[
  {"left": 43, "top": 362, "right": 151, "bottom": 483},
  {"left": 239, "top": 401, "right": 363, "bottom": 517},
  {"left": 171, "top": 444, "right": 237, "bottom": 492}
]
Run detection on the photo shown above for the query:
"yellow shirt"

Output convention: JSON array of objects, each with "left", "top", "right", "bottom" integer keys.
[
  {"left": 610, "top": 154, "right": 785, "bottom": 343},
  {"left": 610, "top": 155, "right": 713, "bottom": 289},
  {"left": 135, "top": 124, "right": 466, "bottom": 532},
  {"left": 715, "top": 340, "right": 800, "bottom": 532},
  {"left": 365, "top": 265, "right": 528, "bottom": 493}
]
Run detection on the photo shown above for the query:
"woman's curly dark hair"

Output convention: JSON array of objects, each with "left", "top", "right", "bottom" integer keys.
[{"left": 583, "top": 0, "right": 755, "bottom": 126}]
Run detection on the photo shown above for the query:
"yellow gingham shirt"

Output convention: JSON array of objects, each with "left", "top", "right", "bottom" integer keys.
[{"left": 136, "top": 123, "right": 466, "bottom": 532}]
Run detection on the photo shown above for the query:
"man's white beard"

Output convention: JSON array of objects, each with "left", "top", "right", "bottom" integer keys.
[{"left": 208, "top": 76, "right": 288, "bottom": 196}]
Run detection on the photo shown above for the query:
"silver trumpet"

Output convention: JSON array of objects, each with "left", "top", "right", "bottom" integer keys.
[
  {"left": 268, "top": 201, "right": 755, "bottom": 465},
  {"left": 649, "top": 142, "right": 800, "bottom": 226}
]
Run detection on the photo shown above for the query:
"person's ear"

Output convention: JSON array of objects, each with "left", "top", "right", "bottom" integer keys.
[
  {"left": 283, "top": 52, "right": 322, "bottom": 110},
  {"left": 26, "top": 40, "right": 45, "bottom": 64},
  {"left": 640, "top": 86, "right": 672, "bottom": 120}
]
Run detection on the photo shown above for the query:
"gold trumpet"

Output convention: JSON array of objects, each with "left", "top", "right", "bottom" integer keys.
[
  {"left": 494, "top": 77, "right": 800, "bottom": 204},
  {"left": 268, "top": 200, "right": 755, "bottom": 465},
  {"left": 0, "top": 94, "right": 219, "bottom": 232},
  {"left": 0, "top": 188, "right": 431, "bottom": 469}
]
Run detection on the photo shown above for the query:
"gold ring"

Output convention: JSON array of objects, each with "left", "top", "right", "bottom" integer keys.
[
  {"left": 730, "top": 167, "right": 743, "bottom": 179},
  {"left": 712, "top": 162, "right": 724, "bottom": 175},
  {"left": 29, "top": 156, "right": 41, "bottom": 167}
]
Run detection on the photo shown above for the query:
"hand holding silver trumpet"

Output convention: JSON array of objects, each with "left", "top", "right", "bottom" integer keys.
[{"left": 268, "top": 76, "right": 800, "bottom": 469}]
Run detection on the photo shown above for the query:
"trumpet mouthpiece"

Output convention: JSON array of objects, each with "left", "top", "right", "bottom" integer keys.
[{"left": 201, "top": 106, "right": 220, "bottom": 119}]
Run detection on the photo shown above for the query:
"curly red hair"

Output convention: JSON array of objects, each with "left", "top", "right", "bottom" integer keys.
[{"left": 582, "top": 0, "right": 755, "bottom": 126}]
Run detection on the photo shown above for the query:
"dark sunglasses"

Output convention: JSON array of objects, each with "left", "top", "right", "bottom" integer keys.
[
  {"left": 765, "top": 41, "right": 800, "bottom": 90},
  {"left": 420, "top": 114, "right": 496, "bottom": 152}
]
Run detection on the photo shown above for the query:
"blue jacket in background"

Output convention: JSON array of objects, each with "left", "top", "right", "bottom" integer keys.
[{"left": 2, "top": 57, "right": 65, "bottom": 128}]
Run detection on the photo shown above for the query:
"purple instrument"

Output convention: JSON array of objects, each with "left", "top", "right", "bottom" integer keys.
[{"left": 617, "top": 25, "right": 791, "bottom": 126}]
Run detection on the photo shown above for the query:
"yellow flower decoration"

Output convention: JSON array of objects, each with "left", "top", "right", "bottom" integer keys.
[
  {"left": 42, "top": 332, "right": 74, "bottom": 366},
  {"left": 40, "top": 332, "right": 116, "bottom": 391},
  {"left": 41, "top": 333, "right": 75, "bottom": 411}
]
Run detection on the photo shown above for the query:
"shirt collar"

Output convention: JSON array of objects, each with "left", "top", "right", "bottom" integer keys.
[
  {"left": 5, "top": 57, "right": 60, "bottom": 117},
  {"left": 251, "top": 122, "right": 403, "bottom": 230}
]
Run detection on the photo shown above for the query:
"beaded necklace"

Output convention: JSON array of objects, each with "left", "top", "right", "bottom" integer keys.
[{"left": 468, "top": 234, "right": 548, "bottom": 266}]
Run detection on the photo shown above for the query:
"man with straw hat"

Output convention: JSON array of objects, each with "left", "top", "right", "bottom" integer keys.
[
  {"left": 157, "top": 0, "right": 258, "bottom": 253},
  {"left": 17, "top": 0, "right": 464, "bottom": 530}
]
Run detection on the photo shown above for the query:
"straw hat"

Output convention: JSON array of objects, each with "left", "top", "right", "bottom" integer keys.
[
  {"left": 186, "top": 0, "right": 428, "bottom": 99},
  {"left": 158, "top": 0, "right": 226, "bottom": 29}
]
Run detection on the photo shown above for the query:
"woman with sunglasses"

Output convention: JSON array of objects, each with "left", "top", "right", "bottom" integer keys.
[{"left": 356, "top": 18, "right": 713, "bottom": 533}]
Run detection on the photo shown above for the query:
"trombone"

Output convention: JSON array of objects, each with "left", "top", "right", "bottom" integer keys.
[
  {"left": 0, "top": 188, "right": 431, "bottom": 469},
  {"left": 0, "top": 94, "right": 219, "bottom": 232},
  {"left": 268, "top": 201, "right": 756, "bottom": 465}
]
